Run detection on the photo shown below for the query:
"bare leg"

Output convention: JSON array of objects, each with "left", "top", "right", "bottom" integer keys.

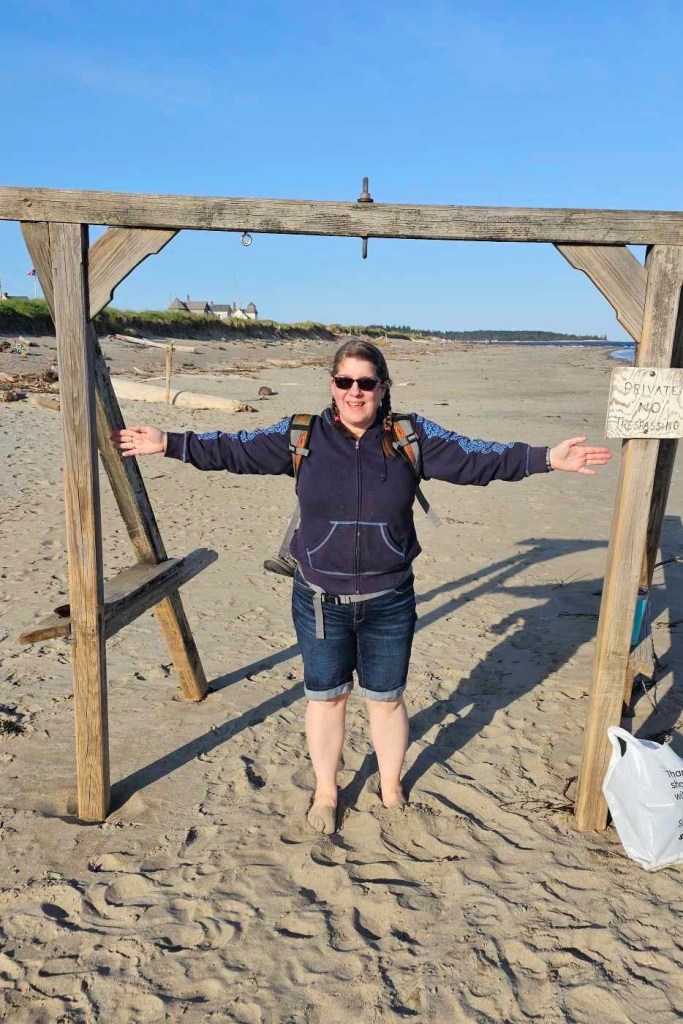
[
  {"left": 305, "top": 692, "right": 349, "bottom": 834},
  {"left": 366, "top": 697, "right": 409, "bottom": 807}
]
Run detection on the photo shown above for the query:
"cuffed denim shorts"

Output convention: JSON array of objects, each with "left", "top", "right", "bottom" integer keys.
[{"left": 291, "top": 575, "right": 417, "bottom": 702}]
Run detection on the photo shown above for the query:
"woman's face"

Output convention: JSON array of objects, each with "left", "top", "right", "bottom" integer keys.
[{"left": 330, "top": 356, "right": 385, "bottom": 435}]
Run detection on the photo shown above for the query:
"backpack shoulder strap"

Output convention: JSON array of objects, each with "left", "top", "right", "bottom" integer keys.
[
  {"left": 391, "top": 413, "right": 442, "bottom": 527},
  {"left": 391, "top": 413, "right": 422, "bottom": 480},
  {"left": 288, "top": 413, "right": 316, "bottom": 486}
]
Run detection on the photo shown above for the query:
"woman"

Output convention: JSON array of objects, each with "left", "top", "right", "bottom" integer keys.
[{"left": 112, "top": 340, "right": 611, "bottom": 835}]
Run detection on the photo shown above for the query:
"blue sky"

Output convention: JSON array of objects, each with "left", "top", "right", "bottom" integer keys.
[{"left": 1, "top": 0, "right": 682, "bottom": 337}]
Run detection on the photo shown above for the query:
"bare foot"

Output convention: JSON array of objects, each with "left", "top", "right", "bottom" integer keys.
[
  {"left": 381, "top": 786, "right": 407, "bottom": 809},
  {"left": 307, "top": 793, "right": 338, "bottom": 835}
]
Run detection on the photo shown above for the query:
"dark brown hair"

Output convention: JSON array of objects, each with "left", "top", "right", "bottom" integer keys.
[{"left": 330, "top": 340, "right": 396, "bottom": 457}]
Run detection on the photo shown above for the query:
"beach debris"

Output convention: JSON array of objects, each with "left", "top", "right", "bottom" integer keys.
[
  {"left": 28, "top": 395, "right": 61, "bottom": 412},
  {"left": 257, "top": 385, "right": 276, "bottom": 398},
  {"left": 11, "top": 337, "right": 30, "bottom": 357},
  {"left": 0, "top": 368, "right": 59, "bottom": 402},
  {"left": 111, "top": 376, "right": 254, "bottom": 412},
  {"left": 109, "top": 333, "right": 196, "bottom": 354},
  {"left": 0, "top": 340, "right": 10, "bottom": 352}
]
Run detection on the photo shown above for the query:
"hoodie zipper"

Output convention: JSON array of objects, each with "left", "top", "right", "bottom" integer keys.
[{"left": 354, "top": 438, "right": 361, "bottom": 593}]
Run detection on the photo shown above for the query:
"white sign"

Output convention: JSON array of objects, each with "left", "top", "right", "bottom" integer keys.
[{"left": 606, "top": 367, "right": 683, "bottom": 438}]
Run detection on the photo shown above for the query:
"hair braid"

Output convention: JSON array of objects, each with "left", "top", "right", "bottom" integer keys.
[{"left": 380, "top": 388, "right": 397, "bottom": 458}]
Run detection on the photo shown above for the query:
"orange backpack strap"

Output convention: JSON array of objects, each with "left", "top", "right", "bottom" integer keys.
[
  {"left": 288, "top": 413, "right": 316, "bottom": 486},
  {"left": 391, "top": 414, "right": 421, "bottom": 479}
]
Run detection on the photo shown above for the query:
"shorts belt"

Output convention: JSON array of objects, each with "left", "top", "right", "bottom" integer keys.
[{"left": 309, "top": 585, "right": 394, "bottom": 640}]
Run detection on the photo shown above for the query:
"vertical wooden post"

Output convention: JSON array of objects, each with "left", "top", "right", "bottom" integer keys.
[
  {"left": 634, "top": 281, "right": 683, "bottom": 590},
  {"left": 51, "top": 222, "right": 110, "bottom": 821},
  {"left": 575, "top": 246, "right": 683, "bottom": 831},
  {"left": 165, "top": 343, "right": 174, "bottom": 404}
]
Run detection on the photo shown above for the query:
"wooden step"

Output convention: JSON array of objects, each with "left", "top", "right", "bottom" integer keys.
[{"left": 19, "top": 548, "right": 217, "bottom": 645}]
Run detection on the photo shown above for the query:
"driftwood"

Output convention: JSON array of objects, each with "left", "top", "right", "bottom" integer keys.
[
  {"left": 111, "top": 376, "right": 250, "bottom": 412},
  {"left": 110, "top": 333, "right": 196, "bottom": 354},
  {"left": 28, "top": 394, "right": 61, "bottom": 412}
]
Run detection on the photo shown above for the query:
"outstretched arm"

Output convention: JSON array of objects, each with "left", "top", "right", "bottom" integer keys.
[
  {"left": 548, "top": 436, "right": 612, "bottom": 475},
  {"left": 112, "top": 418, "right": 293, "bottom": 475},
  {"left": 111, "top": 425, "right": 166, "bottom": 457}
]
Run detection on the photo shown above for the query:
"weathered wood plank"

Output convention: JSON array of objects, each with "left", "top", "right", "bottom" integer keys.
[
  {"left": 50, "top": 221, "right": 109, "bottom": 822},
  {"left": 8, "top": 186, "right": 683, "bottom": 244},
  {"left": 88, "top": 227, "right": 177, "bottom": 318},
  {"left": 19, "top": 549, "right": 217, "bottom": 644},
  {"left": 575, "top": 244, "right": 683, "bottom": 832},
  {"left": 110, "top": 334, "right": 196, "bottom": 352},
  {"left": 104, "top": 548, "right": 217, "bottom": 639},
  {"left": 19, "top": 608, "right": 71, "bottom": 645},
  {"left": 557, "top": 245, "right": 645, "bottom": 343},
  {"left": 22, "top": 225, "right": 210, "bottom": 702},
  {"left": 91, "top": 343, "right": 210, "bottom": 700}
]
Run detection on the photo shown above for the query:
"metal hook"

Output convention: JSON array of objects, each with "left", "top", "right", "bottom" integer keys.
[
  {"left": 357, "top": 177, "right": 373, "bottom": 259},
  {"left": 241, "top": 232, "right": 253, "bottom": 247}
]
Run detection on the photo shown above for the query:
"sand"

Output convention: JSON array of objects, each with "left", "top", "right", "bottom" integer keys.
[{"left": 1, "top": 333, "right": 683, "bottom": 1023}]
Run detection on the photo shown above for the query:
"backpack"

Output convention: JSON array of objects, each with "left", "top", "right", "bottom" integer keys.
[{"left": 287, "top": 412, "right": 441, "bottom": 526}]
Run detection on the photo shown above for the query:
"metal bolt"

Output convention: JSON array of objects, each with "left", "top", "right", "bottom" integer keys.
[
  {"left": 357, "top": 178, "right": 373, "bottom": 259},
  {"left": 357, "top": 177, "right": 374, "bottom": 203}
]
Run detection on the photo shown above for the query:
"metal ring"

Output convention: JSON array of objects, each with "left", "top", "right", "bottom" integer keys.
[{"left": 241, "top": 232, "right": 253, "bottom": 247}]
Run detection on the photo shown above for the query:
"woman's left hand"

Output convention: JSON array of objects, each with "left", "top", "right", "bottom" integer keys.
[{"left": 548, "top": 437, "right": 612, "bottom": 475}]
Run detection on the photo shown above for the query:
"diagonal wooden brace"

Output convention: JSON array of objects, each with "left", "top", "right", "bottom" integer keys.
[
  {"left": 556, "top": 244, "right": 645, "bottom": 344},
  {"left": 88, "top": 226, "right": 177, "bottom": 318}
]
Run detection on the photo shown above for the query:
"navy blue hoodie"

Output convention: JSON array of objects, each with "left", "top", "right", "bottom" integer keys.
[{"left": 165, "top": 409, "right": 548, "bottom": 595}]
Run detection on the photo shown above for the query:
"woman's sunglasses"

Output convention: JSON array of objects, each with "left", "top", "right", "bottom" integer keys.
[{"left": 332, "top": 375, "right": 381, "bottom": 392}]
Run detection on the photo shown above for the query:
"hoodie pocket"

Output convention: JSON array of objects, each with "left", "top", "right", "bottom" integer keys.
[{"left": 306, "top": 521, "right": 406, "bottom": 578}]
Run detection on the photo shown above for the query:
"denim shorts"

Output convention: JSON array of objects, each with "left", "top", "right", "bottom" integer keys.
[{"left": 291, "top": 575, "right": 417, "bottom": 702}]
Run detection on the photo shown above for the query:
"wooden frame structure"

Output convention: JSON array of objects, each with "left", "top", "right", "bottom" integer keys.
[{"left": 2, "top": 186, "right": 681, "bottom": 830}]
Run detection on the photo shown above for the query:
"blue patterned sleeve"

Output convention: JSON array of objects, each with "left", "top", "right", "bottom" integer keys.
[
  {"left": 165, "top": 417, "right": 294, "bottom": 475},
  {"left": 413, "top": 414, "right": 548, "bottom": 485}
]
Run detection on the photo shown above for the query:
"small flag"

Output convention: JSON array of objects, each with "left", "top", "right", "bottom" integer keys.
[{"left": 26, "top": 268, "right": 36, "bottom": 277}]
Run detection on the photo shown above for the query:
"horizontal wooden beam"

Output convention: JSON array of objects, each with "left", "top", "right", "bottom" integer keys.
[
  {"left": 19, "top": 548, "right": 217, "bottom": 645},
  {"left": 6, "top": 185, "right": 683, "bottom": 245}
]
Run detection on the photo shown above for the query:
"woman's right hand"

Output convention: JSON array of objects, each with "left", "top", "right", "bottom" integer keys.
[{"left": 110, "top": 425, "right": 167, "bottom": 458}]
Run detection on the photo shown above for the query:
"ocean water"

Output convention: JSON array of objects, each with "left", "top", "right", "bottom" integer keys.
[
  {"left": 610, "top": 345, "right": 635, "bottom": 362},
  {"left": 461, "top": 338, "right": 635, "bottom": 361}
]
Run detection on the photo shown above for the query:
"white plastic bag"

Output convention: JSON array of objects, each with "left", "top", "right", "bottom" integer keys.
[{"left": 603, "top": 726, "right": 683, "bottom": 871}]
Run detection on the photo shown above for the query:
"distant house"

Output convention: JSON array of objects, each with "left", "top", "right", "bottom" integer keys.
[
  {"left": 208, "top": 303, "right": 233, "bottom": 321},
  {"left": 229, "top": 301, "right": 258, "bottom": 321},
  {"left": 169, "top": 295, "right": 211, "bottom": 315},
  {"left": 168, "top": 296, "right": 258, "bottom": 320}
]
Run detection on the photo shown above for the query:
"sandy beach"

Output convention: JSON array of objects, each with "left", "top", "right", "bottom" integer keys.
[{"left": 1, "top": 333, "right": 683, "bottom": 1023}]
